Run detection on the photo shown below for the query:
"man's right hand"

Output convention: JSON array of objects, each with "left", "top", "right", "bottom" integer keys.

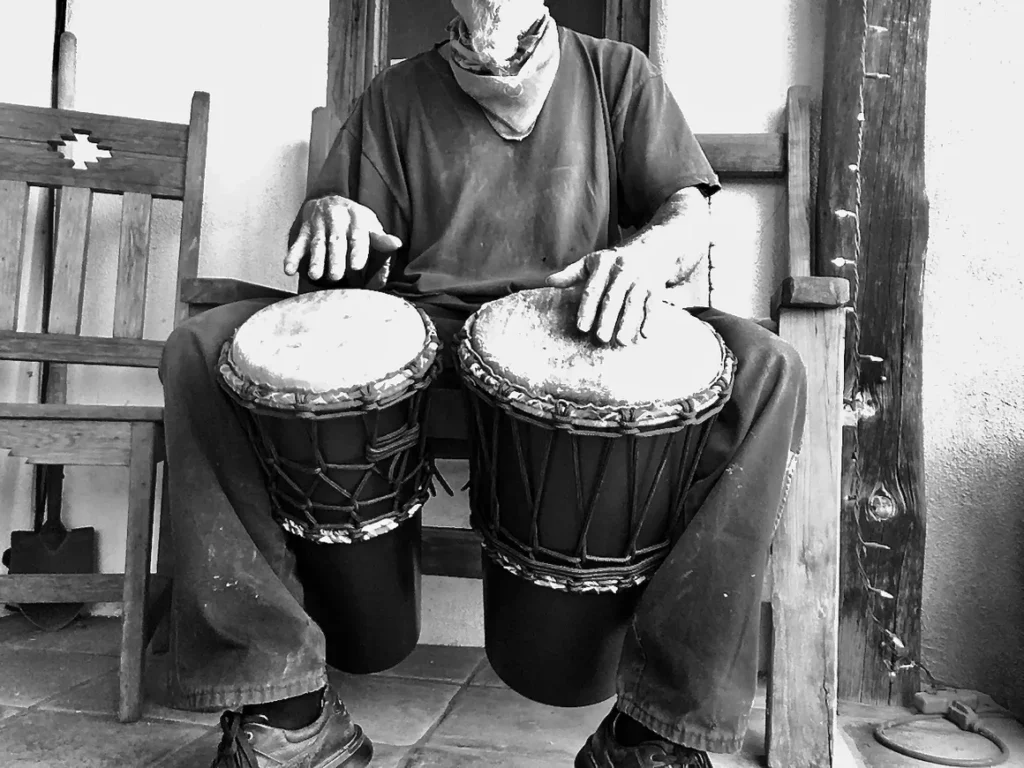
[{"left": 284, "top": 195, "right": 403, "bottom": 282}]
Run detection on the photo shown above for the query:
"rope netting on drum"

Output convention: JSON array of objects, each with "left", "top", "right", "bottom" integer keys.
[
  {"left": 226, "top": 381, "right": 440, "bottom": 545},
  {"left": 464, "top": 379, "right": 724, "bottom": 593}
]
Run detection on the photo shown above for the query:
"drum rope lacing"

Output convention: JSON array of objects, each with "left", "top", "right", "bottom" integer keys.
[
  {"left": 218, "top": 310, "right": 444, "bottom": 545},
  {"left": 458, "top": 328, "right": 734, "bottom": 593}
]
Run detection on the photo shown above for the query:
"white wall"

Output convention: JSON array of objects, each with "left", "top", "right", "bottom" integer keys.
[
  {"left": 652, "top": 0, "right": 826, "bottom": 316},
  {"left": 0, "top": 1, "right": 57, "bottom": 610},
  {"left": 922, "top": 0, "right": 1024, "bottom": 716}
]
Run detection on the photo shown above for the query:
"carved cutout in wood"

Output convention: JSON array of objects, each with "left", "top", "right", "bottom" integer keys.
[{"left": 54, "top": 132, "right": 112, "bottom": 170}]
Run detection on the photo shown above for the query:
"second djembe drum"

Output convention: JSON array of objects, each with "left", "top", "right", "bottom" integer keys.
[
  {"left": 218, "top": 289, "right": 441, "bottom": 673},
  {"left": 456, "top": 287, "right": 735, "bottom": 706}
]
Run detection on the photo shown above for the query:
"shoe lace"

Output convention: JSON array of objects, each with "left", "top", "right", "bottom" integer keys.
[{"left": 209, "top": 710, "right": 260, "bottom": 768}]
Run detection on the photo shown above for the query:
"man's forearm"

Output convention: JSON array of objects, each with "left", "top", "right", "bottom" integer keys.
[{"left": 619, "top": 186, "right": 711, "bottom": 287}]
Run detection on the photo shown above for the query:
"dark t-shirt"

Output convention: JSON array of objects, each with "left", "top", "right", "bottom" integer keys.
[{"left": 302, "top": 27, "right": 720, "bottom": 313}]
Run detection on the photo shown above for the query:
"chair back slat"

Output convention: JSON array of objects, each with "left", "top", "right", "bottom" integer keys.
[
  {"left": 48, "top": 186, "right": 93, "bottom": 336},
  {"left": 0, "top": 180, "right": 30, "bottom": 331},
  {"left": 785, "top": 86, "right": 813, "bottom": 278},
  {"left": 0, "top": 103, "right": 188, "bottom": 199},
  {"left": 173, "top": 92, "right": 210, "bottom": 329},
  {"left": 113, "top": 192, "right": 153, "bottom": 339}
]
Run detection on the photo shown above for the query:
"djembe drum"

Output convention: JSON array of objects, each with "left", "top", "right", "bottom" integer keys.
[
  {"left": 217, "top": 289, "right": 441, "bottom": 673},
  {"left": 455, "top": 287, "right": 736, "bottom": 706}
]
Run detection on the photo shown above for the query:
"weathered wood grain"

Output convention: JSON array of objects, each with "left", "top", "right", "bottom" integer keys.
[
  {"left": 0, "top": 332, "right": 164, "bottom": 368},
  {"left": 0, "top": 574, "right": 124, "bottom": 603},
  {"left": 113, "top": 192, "right": 153, "bottom": 338},
  {"left": 327, "top": 0, "right": 389, "bottom": 130},
  {"left": 787, "top": 86, "right": 813, "bottom": 277},
  {"left": 0, "top": 404, "right": 163, "bottom": 422},
  {"left": 0, "top": 102, "right": 189, "bottom": 156},
  {"left": 604, "top": 0, "right": 650, "bottom": 52},
  {"left": 772, "top": 277, "right": 851, "bottom": 319},
  {"left": 700, "top": 133, "right": 786, "bottom": 178},
  {"left": 768, "top": 307, "right": 845, "bottom": 768},
  {"left": 179, "top": 276, "right": 294, "bottom": 307},
  {"left": 174, "top": 91, "right": 210, "bottom": 328},
  {"left": 0, "top": 180, "right": 30, "bottom": 331},
  {"left": 817, "top": 0, "right": 930, "bottom": 706},
  {"left": 0, "top": 419, "right": 133, "bottom": 466},
  {"left": 0, "top": 140, "right": 187, "bottom": 198},
  {"left": 119, "top": 422, "right": 159, "bottom": 722}
]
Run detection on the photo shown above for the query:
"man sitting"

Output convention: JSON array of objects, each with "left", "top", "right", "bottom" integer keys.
[{"left": 157, "top": 2, "right": 806, "bottom": 766}]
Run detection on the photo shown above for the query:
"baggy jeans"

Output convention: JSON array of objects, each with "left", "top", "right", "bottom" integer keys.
[{"left": 155, "top": 295, "right": 806, "bottom": 754}]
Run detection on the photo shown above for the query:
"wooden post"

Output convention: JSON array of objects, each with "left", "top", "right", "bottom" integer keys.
[
  {"left": 327, "top": 0, "right": 389, "bottom": 135},
  {"left": 816, "top": 0, "right": 931, "bottom": 706},
  {"left": 604, "top": 0, "right": 650, "bottom": 53}
]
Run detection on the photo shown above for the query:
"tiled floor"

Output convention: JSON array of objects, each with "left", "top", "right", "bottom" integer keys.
[{"left": 0, "top": 615, "right": 1021, "bottom": 767}]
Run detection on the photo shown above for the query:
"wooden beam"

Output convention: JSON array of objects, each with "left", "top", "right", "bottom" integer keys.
[
  {"left": 817, "top": 0, "right": 931, "bottom": 706},
  {"left": 327, "top": 0, "right": 390, "bottom": 130},
  {"left": 0, "top": 332, "right": 164, "bottom": 368},
  {"left": 768, "top": 306, "right": 845, "bottom": 768},
  {"left": 604, "top": 0, "right": 650, "bottom": 52}
]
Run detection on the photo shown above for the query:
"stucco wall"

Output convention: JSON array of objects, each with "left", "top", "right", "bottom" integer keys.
[{"left": 922, "top": 0, "right": 1024, "bottom": 715}]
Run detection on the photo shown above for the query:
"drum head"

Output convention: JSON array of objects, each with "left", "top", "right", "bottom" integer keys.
[
  {"left": 457, "top": 287, "right": 734, "bottom": 429},
  {"left": 220, "top": 289, "right": 438, "bottom": 410}
]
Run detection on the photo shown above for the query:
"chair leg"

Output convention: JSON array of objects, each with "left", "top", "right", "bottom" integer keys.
[
  {"left": 119, "top": 422, "right": 159, "bottom": 723},
  {"left": 149, "top": 461, "right": 173, "bottom": 655}
]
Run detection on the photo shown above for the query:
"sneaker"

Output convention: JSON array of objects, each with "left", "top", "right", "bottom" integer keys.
[
  {"left": 576, "top": 710, "right": 713, "bottom": 768},
  {"left": 209, "top": 687, "right": 372, "bottom": 768}
]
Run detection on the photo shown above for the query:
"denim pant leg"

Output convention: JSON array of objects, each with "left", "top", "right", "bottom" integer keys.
[
  {"left": 616, "top": 308, "right": 807, "bottom": 753},
  {"left": 156, "top": 299, "right": 328, "bottom": 712}
]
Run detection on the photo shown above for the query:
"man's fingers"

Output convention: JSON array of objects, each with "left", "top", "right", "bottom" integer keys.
[
  {"left": 576, "top": 257, "right": 614, "bottom": 334},
  {"left": 615, "top": 285, "right": 649, "bottom": 345},
  {"left": 368, "top": 230, "right": 403, "bottom": 252},
  {"left": 306, "top": 214, "right": 328, "bottom": 281},
  {"left": 284, "top": 219, "right": 311, "bottom": 276},
  {"left": 347, "top": 227, "right": 371, "bottom": 273},
  {"left": 546, "top": 257, "right": 589, "bottom": 288},
  {"left": 594, "top": 267, "right": 632, "bottom": 344}
]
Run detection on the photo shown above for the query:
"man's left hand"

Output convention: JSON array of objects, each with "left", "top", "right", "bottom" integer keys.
[{"left": 546, "top": 247, "right": 674, "bottom": 346}]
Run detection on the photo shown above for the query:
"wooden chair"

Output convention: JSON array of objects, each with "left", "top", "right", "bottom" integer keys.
[
  {"left": 0, "top": 91, "right": 210, "bottom": 723},
  {"left": 184, "top": 86, "right": 848, "bottom": 768}
]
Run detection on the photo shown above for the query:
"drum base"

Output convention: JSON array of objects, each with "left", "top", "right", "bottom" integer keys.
[
  {"left": 482, "top": 555, "right": 643, "bottom": 708},
  {"left": 294, "top": 514, "right": 422, "bottom": 675}
]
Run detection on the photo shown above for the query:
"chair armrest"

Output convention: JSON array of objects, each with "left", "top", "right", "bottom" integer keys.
[
  {"left": 771, "top": 276, "right": 850, "bottom": 321},
  {"left": 0, "top": 332, "right": 164, "bottom": 368},
  {"left": 180, "top": 277, "right": 295, "bottom": 308}
]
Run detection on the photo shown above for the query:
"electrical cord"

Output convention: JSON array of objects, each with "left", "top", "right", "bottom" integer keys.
[{"left": 873, "top": 700, "right": 1011, "bottom": 767}]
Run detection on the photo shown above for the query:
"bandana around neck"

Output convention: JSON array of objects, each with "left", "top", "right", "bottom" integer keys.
[{"left": 443, "top": 12, "right": 561, "bottom": 141}]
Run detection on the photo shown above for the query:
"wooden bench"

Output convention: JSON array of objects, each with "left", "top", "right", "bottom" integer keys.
[{"left": 184, "top": 85, "right": 848, "bottom": 768}]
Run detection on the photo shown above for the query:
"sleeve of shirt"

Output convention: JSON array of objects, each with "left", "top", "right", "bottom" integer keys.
[
  {"left": 288, "top": 83, "right": 410, "bottom": 291},
  {"left": 612, "top": 59, "right": 721, "bottom": 231}
]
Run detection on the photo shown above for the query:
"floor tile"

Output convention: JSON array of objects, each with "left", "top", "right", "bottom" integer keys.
[
  {"left": 369, "top": 742, "right": 411, "bottom": 768},
  {"left": 468, "top": 659, "right": 508, "bottom": 689},
  {"left": 0, "top": 615, "right": 36, "bottom": 644},
  {"left": 427, "top": 685, "right": 609, "bottom": 756},
  {"left": 405, "top": 744, "right": 571, "bottom": 767},
  {"left": 0, "top": 708, "right": 209, "bottom": 768},
  {"left": 327, "top": 669, "right": 460, "bottom": 747},
  {"left": 0, "top": 647, "right": 117, "bottom": 707},
  {"left": 3, "top": 616, "right": 120, "bottom": 656},
  {"left": 38, "top": 670, "right": 220, "bottom": 727},
  {"left": 422, "top": 459, "right": 471, "bottom": 529},
  {"left": 376, "top": 644, "right": 485, "bottom": 685}
]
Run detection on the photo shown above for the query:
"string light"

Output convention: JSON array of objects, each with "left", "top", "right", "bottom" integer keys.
[{"left": 841, "top": 0, "right": 929, "bottom": 687}]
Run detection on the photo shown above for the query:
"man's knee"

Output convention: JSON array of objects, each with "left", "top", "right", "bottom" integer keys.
[{"left": 160, "top": 298, "right": 274, "bottom": 384}]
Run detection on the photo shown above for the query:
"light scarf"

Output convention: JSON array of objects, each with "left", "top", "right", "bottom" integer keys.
[{"left": 443, "top": 11, "right": 560, "bottom": 141}]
